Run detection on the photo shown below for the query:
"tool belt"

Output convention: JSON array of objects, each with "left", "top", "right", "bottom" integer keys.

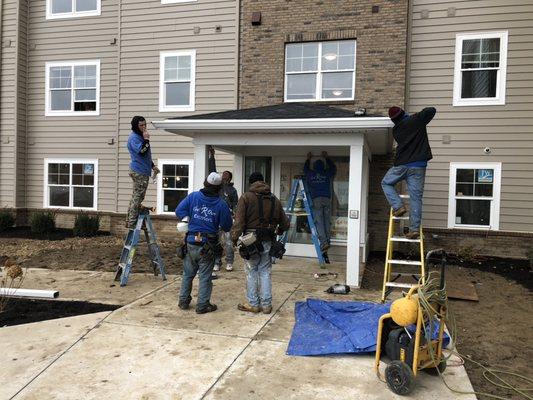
[{"left": 177, "top": 232, "right": 223, "bottom": 260}]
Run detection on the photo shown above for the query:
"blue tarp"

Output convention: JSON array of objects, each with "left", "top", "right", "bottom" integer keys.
[{"left": 286, "top": 299, "right": 449, "bottom": 356}]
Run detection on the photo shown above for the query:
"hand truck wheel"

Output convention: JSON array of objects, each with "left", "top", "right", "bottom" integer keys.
[{"left": 385, "top": 360, "right": 415, "bottom": 396}]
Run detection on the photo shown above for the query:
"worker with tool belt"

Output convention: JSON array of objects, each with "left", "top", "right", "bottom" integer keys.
[
  {"left": 231, "top": 172, "right": 290, "bottom": 314},
  {"left": 175, "top": 172, "right": 233, "bottom": 314},
  {"left": 381, "top": 106, "right": 436, "bottom": 239}
]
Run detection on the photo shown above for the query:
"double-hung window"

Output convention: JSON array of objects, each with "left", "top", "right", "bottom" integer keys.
[
  {"left": 159, "top": 51, "right": 196, "bottom": 112},
  {"left": 453, "top": 31, "right": 508, "bottom": 106},
  {"left": 44, "top": 159, "right": 98, "bottom": 210},
  {"left": 157, "top": 160, "right": 193, "bottom": 214},
  {"left": 284, "top": 40, "right": 356, "bottom": 102},
  {"left": 47, "top": 0, "right": 101, "bottom": 19},
  {"left": 45, "top": 61, "right": 100, "bottom": 116},
  {"left": 448, "top": 163, "right": 501, "bottom": 230}
]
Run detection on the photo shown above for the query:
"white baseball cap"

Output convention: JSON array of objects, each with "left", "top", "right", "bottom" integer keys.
[{"left": 206, "top": 172, "right": 222, "bottom": 186}]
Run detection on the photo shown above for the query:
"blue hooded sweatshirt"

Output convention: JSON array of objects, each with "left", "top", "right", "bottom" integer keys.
[
  {"left": 127, "top": 132, "right": 152, "bottom": 176},
  {"left": 175, "top": 189, "right": 233, "bottom": 244},
  {"left": 304, "top": 158, "right": 337, "bottom": 199}
]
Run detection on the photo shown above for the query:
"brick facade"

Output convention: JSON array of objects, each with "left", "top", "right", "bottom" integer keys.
[{"left": 238, "top": 0, "right": 409, "bottom": 115}]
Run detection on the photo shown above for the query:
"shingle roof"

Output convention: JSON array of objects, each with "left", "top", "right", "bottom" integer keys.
[{"left": 172, "top": 103, "right": 382, "bottom": 120}]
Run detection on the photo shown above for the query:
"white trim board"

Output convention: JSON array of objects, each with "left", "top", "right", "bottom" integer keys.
[{"left": 159, "top": 50, "right": 196, "bottom": 113}]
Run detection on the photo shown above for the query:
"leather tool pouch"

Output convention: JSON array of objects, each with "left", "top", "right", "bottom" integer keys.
[{"left": 269, "top": 240, "right": 286, "bottom": 259}]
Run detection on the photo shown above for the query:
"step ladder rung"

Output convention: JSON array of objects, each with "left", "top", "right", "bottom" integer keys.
[
  {"left": 390, "top": 236, "right": 421, "bottom": 243},
  {"left": 399, "top": 194, "right": 410, "bottom": 199},
  {"left": 385, "top": 282, "right": 417, "bottom": 289},
  {"left": 392, "top": 216, "right": 409, "bottom": 220},
  {"left": 387, "top": 259, "right": 422, "bottom": 266}
]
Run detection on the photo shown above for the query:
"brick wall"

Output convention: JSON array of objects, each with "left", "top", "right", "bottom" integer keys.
[{"left": 238, "top": 0, "right": 409, "bottom": 115}]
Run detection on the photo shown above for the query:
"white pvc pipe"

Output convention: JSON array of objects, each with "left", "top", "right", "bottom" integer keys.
[{"left": 0, "top": 288, "right": 59, "bottom": 299}]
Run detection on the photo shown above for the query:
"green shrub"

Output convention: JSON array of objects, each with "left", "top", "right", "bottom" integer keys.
[
  {"left": 0, "top": 211, "right": 15, "bottom": 232},
  {"left": 73, "top": 213, "right": 100, "bottom": 237},
  {"left": 30, "top": 211, "right": 56, "bottom": 235}
]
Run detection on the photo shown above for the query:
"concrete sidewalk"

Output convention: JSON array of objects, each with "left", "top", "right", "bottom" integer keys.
[{"left": 1, "top": 260, "right": 476, "bottom": 400}]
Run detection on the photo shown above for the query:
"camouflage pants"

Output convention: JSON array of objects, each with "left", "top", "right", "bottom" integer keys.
[{"left": 126, "top": 169, "right": 149, "bottom": 228}]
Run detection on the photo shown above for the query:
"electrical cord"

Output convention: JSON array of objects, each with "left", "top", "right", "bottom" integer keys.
[{"left": 416, "top": 272, "right": 533, "bottom": 400}]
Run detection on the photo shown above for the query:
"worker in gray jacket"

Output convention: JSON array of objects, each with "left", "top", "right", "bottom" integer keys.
[{"left": 208, "top": 146, "right": 238, "bottom": 272}]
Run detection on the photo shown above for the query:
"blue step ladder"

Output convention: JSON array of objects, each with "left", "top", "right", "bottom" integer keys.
[
  {"left": 280, "top": 178, "right": 325, "bottom": 266},
  {"left": 115, "top": 208, "right": 167, "bottom": 287}
]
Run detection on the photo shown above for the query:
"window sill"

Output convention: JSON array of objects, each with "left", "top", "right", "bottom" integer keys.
[
  {"left": 46, "top": 10, "right": 101, "bottom": 20},
  {"left": 284, "top": 99, "right": 355, "bottom": 105},
  {"left": 45, "top": 206, "right": 97, "bottom": 211},
  {"left": 453, "top": 98, "right": 505, "bottom": 107},
  {"left": 159, "top": 106, "right": 195, "bottom": 113},
  {"left": 45, "top": 111, "right": 100, "bottom": 117}
]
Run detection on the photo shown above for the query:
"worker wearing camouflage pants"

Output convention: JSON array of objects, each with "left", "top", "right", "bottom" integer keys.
[{"left": 126, "top": 116, "right": 159, "bottom": 229}]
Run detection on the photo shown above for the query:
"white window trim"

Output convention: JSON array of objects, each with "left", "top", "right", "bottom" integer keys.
[
  {"left": 43, "top": 158, "right": 99, "bottom": 211},
  {"left": 284, "top": 40, "right": 357, "bottom": 103},
  {"left": 46, "top": 0, "right": 101, "bottom": 20},
  {"left": 45, "top": 60, "right": 101, "bottom": 117},
  {"left": 447, "top": 162, "right": 502, "bottom": 230},
  {"left": 159, "top": 50, "right": 196, "bottom": 112},
  {"left": 453, "top": 31, "right": 508, "bottom": 107},
  {"left": 162, "top": 0, "right": 197, "bottom": 4},
  {"left": 156, "top": 159, "right": 194, "bottom": 215}
]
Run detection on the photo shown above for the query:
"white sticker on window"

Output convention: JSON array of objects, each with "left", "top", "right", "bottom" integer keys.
[{"left": 477, "top": 169, "right": 493, "bottom": 183}]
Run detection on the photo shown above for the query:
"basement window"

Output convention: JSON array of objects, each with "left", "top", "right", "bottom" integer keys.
[
  {"left": 284, "top": 40, "right": 356, "bottom": 102},
  {"left": 453, "top": 31, "right": 508, "bottom": 106},
  {"left": 448, "top": 163, "right": 501, "bottom": 230},
  {"left": 157, "top": 160, "right": 193, "bottom": 214},
  {"left": 45, "top": 61, "right": 100, "bottom": 116},
  {"left": 47, "top": 0, "right": 101, "bottom": 19},
  {"left": 45, "top": 159, "right": 98, "bottom": 210},
  {"left": 159, "top": 51, "right": 196, "bottom": 112}
]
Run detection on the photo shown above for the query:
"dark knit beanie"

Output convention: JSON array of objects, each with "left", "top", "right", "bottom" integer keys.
[
  {"left": 388, "top": 106, "right": 405, "bottom": 123},
  {"left": 249, "top": 172, "right": 264, "bottom": 185}
]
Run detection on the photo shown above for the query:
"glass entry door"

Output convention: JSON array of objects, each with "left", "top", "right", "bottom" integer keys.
[{"left": 275, "top": 156, "right": 350, "bottom": 258}]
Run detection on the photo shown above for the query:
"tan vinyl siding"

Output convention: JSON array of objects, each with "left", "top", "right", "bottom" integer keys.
[
  {"left": 116, "top": 0, "right": 238, "bottom": 213},
  {"left": 408, "top": 0, "right": 533, "bottom": 232},
  {"left": 0, "top": 0, "right": 17, "bottom": 207}
]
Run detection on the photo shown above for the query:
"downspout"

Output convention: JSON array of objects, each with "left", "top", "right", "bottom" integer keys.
[
  {"left": 113, "top": 0, "right": 122, "bottom": 213},
  {"left": 235, "top": 0, "right": 240, "bottom": 110},
  {"left": 13, "top": 0, "right": 20, "bottom": 208},
  {"left": 404, "top": 0, "right": 413, "bottom": 111},
  {"left": 23, "top": 0, "right": 29, "bottom": 209}
]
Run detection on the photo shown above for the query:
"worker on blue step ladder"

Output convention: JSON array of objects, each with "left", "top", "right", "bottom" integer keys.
[
  {"left": 304, "top": 151, "right": 337, "bottom": 263},
  {"left": 381, "top": 106, "right": 436, "bottom": 239}
]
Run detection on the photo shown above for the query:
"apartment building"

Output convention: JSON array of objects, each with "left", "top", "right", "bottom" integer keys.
[
  {"left": 0, "top": 0, "right": 239, "bottom": 231},
  {"left": 406, "top": 0, "right": 533, "bottom": 257}
]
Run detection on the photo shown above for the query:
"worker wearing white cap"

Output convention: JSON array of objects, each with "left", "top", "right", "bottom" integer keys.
[{"left": 175, "top": 172, "right": 233, "bottom": 314}]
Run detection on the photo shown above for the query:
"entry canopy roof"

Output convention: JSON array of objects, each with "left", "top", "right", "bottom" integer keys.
[{"left": 152, "top": 103, "right": 394, "bottom": 154}]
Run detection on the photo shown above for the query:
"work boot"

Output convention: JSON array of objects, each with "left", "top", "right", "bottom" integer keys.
[
  {"left": 178, "top": 296, "right": 192, "bottom": 310},
  {"left": 261, "top": 305, "right": 272, "bottom": 314},
  {"left": 226, "top": 263, "right": 233, "bottom": 271},
  {"left": 322, "top": 252, "right": 330, "bottom": 264},
  {"left": 405, "top": 230, "right": 420, "bottom": 240},
  {"left": 211, "top": 271, "right": 218, "bottom": 279},
  {"left": 196, "top": 303, "right": 217, "bottom": 314},
  {"left": 393, "top": 205, "right": 407, "bottom": 217},
  {"left": 237, "top": 302, "right": 260, "bottom": 313},
  {"left": 213, "top": 264, "right": 220, "bottom": 272}
]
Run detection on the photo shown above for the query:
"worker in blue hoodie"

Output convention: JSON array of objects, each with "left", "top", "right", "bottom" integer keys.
[
  {"left": 126, "top": 116, "right": 160, "bottom": 229},
  {"left": 175, "top": 172, "right": 233, "bottom": 314},
  {"left": 304, "top": 151, "right": 337, "bottom": 263}
]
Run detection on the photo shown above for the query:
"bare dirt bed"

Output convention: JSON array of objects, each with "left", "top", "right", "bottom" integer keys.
[
  {"left": 362, "top": 253, "right": 532, "bottom": 400},
  {"left": 0, "top": 228, "right": 183, "bottom": 275}
]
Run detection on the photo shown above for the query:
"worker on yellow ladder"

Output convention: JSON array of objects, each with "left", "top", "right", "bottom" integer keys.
[{"left": 381, "top": 106, "right": 436, "bottom": 239}]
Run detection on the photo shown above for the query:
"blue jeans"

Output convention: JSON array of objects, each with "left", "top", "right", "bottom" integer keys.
[
  {"left": 179, "top": 243, "right": 215, "bottom": 308},
  {"left": 381, "top": 166, "right": 426, "bottom": 232},
  {"left": 244, "top": 241, "right": 272, "bottom": 308},
  {"left": 215, "top": 230, "right": 234, "bottom": 266},
  {"left": 312, "top": 196, "right": 331, "bottom": 250}
]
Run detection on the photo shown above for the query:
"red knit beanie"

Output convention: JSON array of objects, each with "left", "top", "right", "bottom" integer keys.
[{"left": 388, "top": 106, "right": 405, "bottom": 121}]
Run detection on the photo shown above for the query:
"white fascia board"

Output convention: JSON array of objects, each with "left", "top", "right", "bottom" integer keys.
[{"left": 152, "top": 117, "right": 393, "bottom": 134}]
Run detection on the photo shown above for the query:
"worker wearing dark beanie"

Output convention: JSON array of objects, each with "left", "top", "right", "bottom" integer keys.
[
  {"left": 249, "top": 172, "right": 264, "bottom": 185},
  {"left": 381, "top": 106, "right": 437, "bottom": 239}
]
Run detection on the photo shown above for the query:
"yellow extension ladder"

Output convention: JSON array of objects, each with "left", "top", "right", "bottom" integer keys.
[{"left": 381, "top": 194, "right": 425, "bottom": 302}]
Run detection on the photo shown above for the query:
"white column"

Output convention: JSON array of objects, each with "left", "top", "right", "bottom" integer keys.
[
  {"left": 193, "top": 144, "right": 208, "bottom": 191},
  {"left": 360, "top": 154, "right": 370, "bottom": 262},
  {"left": 346, "top": 144, "right": 363, "bottom": 287},
  {"left": 233, "top": 152, "right": 244, "bottom": 196}
]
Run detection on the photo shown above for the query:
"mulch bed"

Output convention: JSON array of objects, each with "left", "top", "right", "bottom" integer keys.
[{"left": 0, "top": 226, "right": 110, "bottom": 241}]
